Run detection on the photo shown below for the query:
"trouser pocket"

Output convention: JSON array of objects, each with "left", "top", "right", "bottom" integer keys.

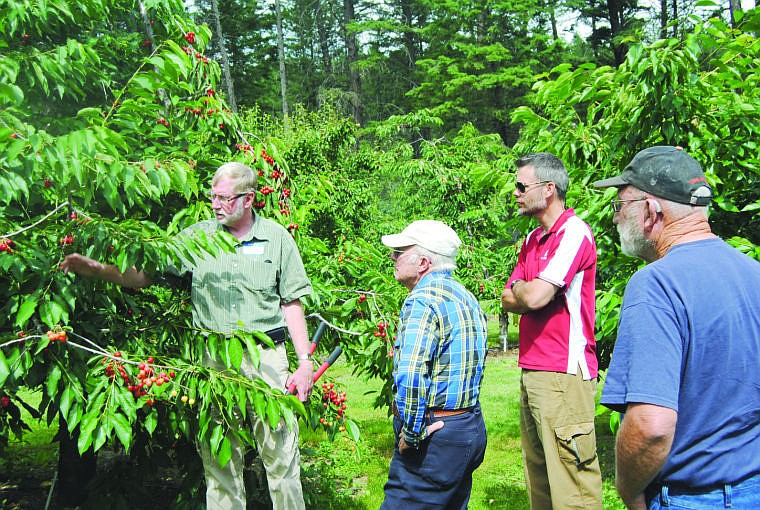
[{"left": 554, "top": 422, "right": 597, "bottom": 466}]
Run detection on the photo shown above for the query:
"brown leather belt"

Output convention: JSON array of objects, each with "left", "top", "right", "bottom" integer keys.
[
  {"left": 392, "top": 401, "right": 472, "bottom": 418},
  {"left": 430, "top": 407, "right": 472, "bottom": 417}
]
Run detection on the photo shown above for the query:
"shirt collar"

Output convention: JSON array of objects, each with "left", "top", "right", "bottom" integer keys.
[
  {"left": 416, "top": 270, "right": 452, "bottom": 287},
  {"left": 544, "top": 208, "right": 575, "bottom": 237},
  {"left": 217, "top": 211, "right": 261, "bottom": 244}
]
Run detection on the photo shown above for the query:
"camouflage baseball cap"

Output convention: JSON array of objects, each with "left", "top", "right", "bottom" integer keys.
[{"left": 594, "top": 146, "right": 712, "bottom": 206}]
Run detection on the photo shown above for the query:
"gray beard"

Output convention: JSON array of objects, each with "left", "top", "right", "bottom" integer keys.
[{"left": 618, "top": 218, "right": 657, "bottom": 262}]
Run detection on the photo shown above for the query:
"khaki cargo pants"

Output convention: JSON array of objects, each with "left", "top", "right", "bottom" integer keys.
[
  {"left": 199, "top": 344, "right": 305, "bottom": 510},
  {"left": 520, "top": 369, "right": 603, "bottom": 510}
]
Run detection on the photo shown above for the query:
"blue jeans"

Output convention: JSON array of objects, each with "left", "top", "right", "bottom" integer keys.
[
  {"left": 648, "top": 472, "right": 760, "bottom": 509},
  {"left": 381, "top": 404, "right": 487, "bottom": 510}
]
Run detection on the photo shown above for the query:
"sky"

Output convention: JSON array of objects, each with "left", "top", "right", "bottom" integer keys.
[{"left": 556, "top": 0, "right": 756, "bottom": 41}]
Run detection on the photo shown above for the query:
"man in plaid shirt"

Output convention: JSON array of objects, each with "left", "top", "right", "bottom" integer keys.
[{"left": 379, "top": 220, "right": 488, "bottom": 510}]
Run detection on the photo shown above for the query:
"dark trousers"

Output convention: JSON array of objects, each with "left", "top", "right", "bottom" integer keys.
[{"left": 381, "top": 404, "right": 487, "bottom": 510}]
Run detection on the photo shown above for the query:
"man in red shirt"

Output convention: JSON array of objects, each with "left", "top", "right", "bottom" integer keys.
[{"left": 502, "top": 152, "right": 602, "bottom": 509}]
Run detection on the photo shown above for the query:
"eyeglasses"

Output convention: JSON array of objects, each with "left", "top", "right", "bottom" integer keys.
[
  {"left": 206, "top": 192, "right": 247, "bottom": 204},
  {"left": 611, "top": 197, "right": 647, "bottom": 212},
  {"left": 390, "top": 246, "right": 414, "bottom": 260},
  {"left": 515, "top": 180, "right": 551, "bottom": 193}
]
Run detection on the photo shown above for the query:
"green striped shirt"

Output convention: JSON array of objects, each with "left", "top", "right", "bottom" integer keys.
[{"left": 173, "top": 215, "right": 312, "bottom": 335}]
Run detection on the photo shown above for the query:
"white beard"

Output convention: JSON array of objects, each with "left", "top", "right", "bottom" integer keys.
[{"left": 618, "top": 214, "right": 657, "bottom": 262}]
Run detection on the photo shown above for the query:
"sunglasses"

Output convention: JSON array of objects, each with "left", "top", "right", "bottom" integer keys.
[{"left": 515, "top": 180, "right": 550, "bottom": 193}]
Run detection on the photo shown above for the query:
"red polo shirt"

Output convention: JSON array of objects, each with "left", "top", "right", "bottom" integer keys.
[{"left": 507, "top": 208, "right": 598, "bottom": 379}]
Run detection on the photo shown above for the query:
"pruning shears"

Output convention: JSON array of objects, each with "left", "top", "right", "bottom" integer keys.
[{"left": 286, "top": 321, "right": 342, "bottom": 395}]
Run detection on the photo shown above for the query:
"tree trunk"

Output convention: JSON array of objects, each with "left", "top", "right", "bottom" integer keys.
[
  {"left": 138, "top": 0, "right": 155, "bottom": 50},
  {"left": 671, "top": 0, "right": 679, "bottom": 38},
  {"left": 401, "top": 0, "right": 418, "bottom": 70},
  {"left": 211, "top": 0, "right": 238, "bottom": 113},
  {"left": 315, "top": 1, "right": 333, "bottom": 75},
  {"left": 138, "top": 1, "right": 170, "bottom": 109},
  {"left": 499, "top": 311, "right": 510, "bottom": 352},
  {"left": 728, "top": 0, "right": 743, "bottom": 28},
  {"left": 275, "top": 0, "right": 289, "bottom": 118},
  {"left": 56, "top": 416, "right": 97, "bottom": 507},
  {"left": 659, "top": 0, "right": 668, "bottom": 39},
  {"left": 549, "top": 6, "right": 559, "bottom": 42},
  {"left": 344, "top": 0, "right": 362, "bottom": 124},
  {"left": 606, "top": 0, "right": 627, "bottom": 66}
]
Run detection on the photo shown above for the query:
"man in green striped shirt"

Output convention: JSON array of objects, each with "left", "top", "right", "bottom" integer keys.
[{"left": 61, "top": 162, "right": 314, "bottom": 509}]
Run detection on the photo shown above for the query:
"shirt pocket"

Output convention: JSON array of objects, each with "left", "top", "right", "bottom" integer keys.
[{"left": 240, "top": 256, "right": 278, "bottom": 291}]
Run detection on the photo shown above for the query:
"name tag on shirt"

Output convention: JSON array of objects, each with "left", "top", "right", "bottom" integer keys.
[{"left": 242, "top": 241, "right": 265, "bottom": 256}]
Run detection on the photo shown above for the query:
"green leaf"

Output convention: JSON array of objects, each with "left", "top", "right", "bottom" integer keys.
[
  {"left": 252, "top": 330, "right": 275, "bottom": 350},
  {"left": 93, "top": 423, "right": 109, "bottom": 452},
  {"left": 0, "top": 350, "right": 10, "bottom": 387},
  {"left": 114, "top": 389, "right": 137, "bottom": 423},
  {"left": 15, "top": 297, "right": 38, "bottom": 328},
  {"left": 226, "top": 336, "right": 243, "bottom": 370},
  {"left": 148, "top": 56, "right": 165, "bottom": 73},
  {"left": 58, "top": 385, "right": 73, "bottom": 419},
  {"left": 39, "top": 299, "right": 68, "bottom": 327},
  {"left": 66, "top": 402, "right": 83, "bottom": 431},
  {"left": 345, "top": 419, "right": 362, "bottom": 442},
  {"left": 206, "top": 334, "right": 219, "bottom": 362},
  {"left": 280, "top": 395, "right": 306, "bottom": 417},
  {"left": 252, "top": 391, "right": 266, "bottom": 419},
  {"left": 266, "top": 397, "right": 281, "bottom": 430},
  {"left": 242, "top": 334, "right": 259, "bottom": 369},
  {"left": 143, "top": 408, "right": 158, "bottom": 436},
  {"left": 35, "top": 335, "right": 52, "bottom": 355},
  {"left": 209, "top": 424, "right": 224, "bottom": 455},
  {"left": 280, "top": 405, "right": 296, "bottom": 431},
  {"left": 216, "top": 436, "right": 232, "bottom": 467},
  {"left": 78, "top": 413, "right": 98, "bottom": 453},
  {"left": 111, "top": 413, "right": 133, "bottom": 451},
  {"left": 46, "top": 365, "right": 62, "bottom": 396},
  {"left": 0, "top": 82, "right": 24, "bottom": 106}
]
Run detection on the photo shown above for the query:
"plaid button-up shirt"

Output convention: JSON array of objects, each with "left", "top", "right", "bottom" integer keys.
[{"left": 393, "top": 271, "right": 487, "bottom": 448}]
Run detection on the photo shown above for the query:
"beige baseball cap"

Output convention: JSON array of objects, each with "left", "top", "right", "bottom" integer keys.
[{"left": 381, "top": 220, "right": 462, "bottom": 258}]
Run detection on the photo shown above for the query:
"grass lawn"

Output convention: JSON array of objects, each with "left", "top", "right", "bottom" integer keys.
[{"left": 305, "top": 352, "right": 625, "bottom": 509}]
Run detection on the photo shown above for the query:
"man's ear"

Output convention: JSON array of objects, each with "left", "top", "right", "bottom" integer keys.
[
  {"left": 417, "top": 253, "right": 432, "bottom": 273},
  {"left": 544, "top": 181, "right": 555, "bottom": 198},
  {"left": 644, "top": 199, "right": 663, "bottom": 229}
]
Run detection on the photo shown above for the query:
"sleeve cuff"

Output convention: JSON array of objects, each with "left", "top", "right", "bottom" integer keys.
[{"left": 403, "top": 428, "right": 427, "bottom": 449}]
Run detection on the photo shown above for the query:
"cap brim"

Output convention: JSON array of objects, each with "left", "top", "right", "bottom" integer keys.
[
  {"left": 381, "top": 233, "right": 415, "bottom": 248},
  {"left": 593, "top": 175, "right": 628, "bottom": 188}
]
